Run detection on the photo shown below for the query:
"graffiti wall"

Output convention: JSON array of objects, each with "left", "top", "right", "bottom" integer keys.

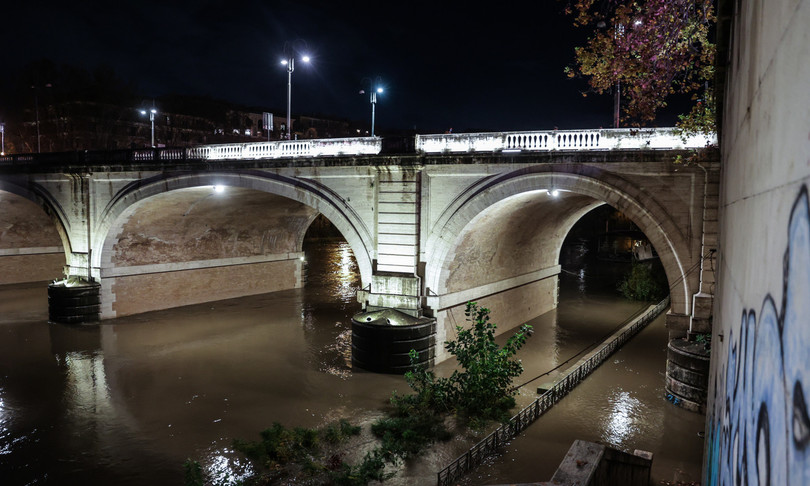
[
  {"left": 707, "top": 0, "right": 810, "bottom": 483},
  {"left": 706, "top": 187, "right": 810, "bottom": 485}
]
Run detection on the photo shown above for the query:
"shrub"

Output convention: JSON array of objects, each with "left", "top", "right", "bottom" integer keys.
[{"left": 618, "top": 262, "right": 666, "bottom": 301}]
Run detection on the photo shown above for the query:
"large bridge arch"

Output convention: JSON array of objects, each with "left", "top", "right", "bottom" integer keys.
[
  {"left": 0, "top": 179, "right": 73, "bottom": 268},
  {"left": 91, "top": 171, "right": 374, "bottom": 286},
  {"left": 424, "top": 165, "right": 696, "bottom": 318}
]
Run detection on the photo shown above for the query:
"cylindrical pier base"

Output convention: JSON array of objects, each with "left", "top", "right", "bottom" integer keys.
[
  {"left": 351, "top": 309, "right": 436, "bottom": 374},
  {"left": 48, "top": 278, "right": 101, "bottom": 324},
  {"left": 665, "top": 338, "right": 710, "bottom": 413}
]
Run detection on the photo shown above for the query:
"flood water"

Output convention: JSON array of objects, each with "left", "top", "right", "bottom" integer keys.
[{"left": 0, "top": 238, "right": 704, "bottom": 485}]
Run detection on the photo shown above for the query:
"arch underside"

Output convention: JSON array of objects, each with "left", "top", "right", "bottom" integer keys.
[
  {"left": 427, "top": 167, "right": 695, "bottom": 321},
  {"left": 92, "top": 172, "right": 372, "bottom": 318},
  {"left": 0, "top": 189, "right": 67, "bottom": 284},
  {"left": 93, "top": 171, "right": 373, "bottom": 285}
]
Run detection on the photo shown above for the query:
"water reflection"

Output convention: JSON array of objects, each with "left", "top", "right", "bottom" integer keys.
[
  {"left": 603, "top": 389, "right": 642, "bottom": 445},
  {"left": 61, "top": 351, "right": 110, "bottom": 418},
  {"left": 204, "top": 449, "right": 254, "bottom": 485},
  {"left": 0, "top": 238, "right": 700, "bottom": 485}
]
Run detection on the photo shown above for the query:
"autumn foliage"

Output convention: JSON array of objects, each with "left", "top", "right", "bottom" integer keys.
[{"left": 564, "top": 0, "right": 716, "bottom": 132}]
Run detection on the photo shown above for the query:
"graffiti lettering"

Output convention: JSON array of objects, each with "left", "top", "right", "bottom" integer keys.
[{"left": 706, "top": 186, "right": 810, "bottom": 485}]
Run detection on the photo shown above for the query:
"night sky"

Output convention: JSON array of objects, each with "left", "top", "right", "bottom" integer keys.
[{"left": 2, "top": 1, "right": 683, "bottom": 133}]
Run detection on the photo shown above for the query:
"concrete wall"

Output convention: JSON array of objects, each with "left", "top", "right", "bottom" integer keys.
[
  {"left": 706, "top": 0, "right": 810, "bottom": 484},
  {"left": 0, "top": 191, "right": 64, "bottom": 284}
]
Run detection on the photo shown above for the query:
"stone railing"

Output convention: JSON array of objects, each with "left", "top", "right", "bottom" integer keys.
[
  {"left": 185, "top": 137, "right": 382, "bottom": 160},
  {"left": 416, "top": 128, "right": 716, "bottom": 154},
  {"left": 0, "top": 137, "right": 383, "bottom": 166}
]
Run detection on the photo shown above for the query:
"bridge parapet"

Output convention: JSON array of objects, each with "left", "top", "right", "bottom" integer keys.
[
  {"left": 0, "top": 137, "right": 383, "bottom": 166},
  {"left": 184, "top": 137, "right": 382, "bottom": 160},
  {"left": 415, "top": 127, "right": 715, "bottom": 154}
]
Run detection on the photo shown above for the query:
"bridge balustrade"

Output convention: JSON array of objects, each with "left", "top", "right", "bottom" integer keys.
[
  {"left": 417, "top": 127, "right": 715, "bottom": 154},
  {"left": 0, "top": 129, "right": 716, "bottom": 166}
]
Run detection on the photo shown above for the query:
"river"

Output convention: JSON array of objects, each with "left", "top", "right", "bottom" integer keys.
[{"left": 0, "top": 238, "right": 704, "bottom": 485}]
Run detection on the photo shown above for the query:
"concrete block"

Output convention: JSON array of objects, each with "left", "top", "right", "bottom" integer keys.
[
  {"left": 378, "top": 212, "right": 418, "bottom": 225},
  {"left": 378, "top": 222, "right": 417, "bottom": 235},
  {"left": 377, "top": 244, "right": 417, "bottom": 257},
  {"left": 378, "top": 233, "right": 418, "bottom": 246},
  {"left": 366, "top": 293, "right": 420, "bottom": 310},
  {"left": 377, "top": 201, "right": 417, "bottom": 213},
  {"left": 690, "top": 317, "right": 713, "bottom": 334},
  {"left": 376, "top": 263, "right": 416, "bottom": 274},
  {"left": 666, "top": 312, "right": 690, "bottom": 332},
  {"left": 378, "top": 191, "right": 417, "bottom": 203},
  {"left": 371, "top": 274, "right": 420, "bottom": 295},
  {"left": 377, "top": 254, "right": 416, "bottom": 268},
  {"left": 377, "top": 182, "right": 417, "bottom": 193},
  {"left": 693, "top": 293, "right": 714, "bottom": 319}
]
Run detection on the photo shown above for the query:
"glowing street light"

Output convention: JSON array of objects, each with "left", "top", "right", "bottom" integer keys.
[
  {"left": 139, "top": 107, "right": 158, "bottom": 147},
  {"left": 280, "top": 42, "right": 311, "bottom": 140},
  {"left": 359, "top": 77, "right": 383, "bottom": 137}
]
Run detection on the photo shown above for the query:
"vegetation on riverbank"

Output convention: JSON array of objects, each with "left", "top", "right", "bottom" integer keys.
[
  {"left": 184, "top": 302, "right": 531, "bottom": 485},
  {"left": 618, "top": 261, "right": 668, "bottom": 301}
]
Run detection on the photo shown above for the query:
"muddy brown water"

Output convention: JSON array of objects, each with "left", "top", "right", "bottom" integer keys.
[{"left": 0, "top": 239, "right": 704, "bottom": 485}]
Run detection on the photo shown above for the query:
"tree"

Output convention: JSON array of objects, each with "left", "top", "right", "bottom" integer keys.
[
  {"left": 444, "top": 302, "right": 532, "bottom": 421},
  {"left": 564, "top": 0, "right": 716, "bottom": 132},
  {"left": 399, "top": 302, "right": 533, "bottom": 423}
]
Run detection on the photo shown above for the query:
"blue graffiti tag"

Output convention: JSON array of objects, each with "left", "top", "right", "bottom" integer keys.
[{"left": 707, "top": 186, "right": 810, "bottom": 485}]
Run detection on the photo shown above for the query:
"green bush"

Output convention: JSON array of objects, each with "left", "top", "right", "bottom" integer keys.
[
  {"left": 618, "top": 262, "right": 666, "bottom": 301},
  {"left": 385, "top": 302, "right": 532, "bottom": 426},
  {"left": 228, "top": 419, "right": 363, "bottom": 484},
  {"left": 445, "top": 302, "right": 532, "bottom": 422}
]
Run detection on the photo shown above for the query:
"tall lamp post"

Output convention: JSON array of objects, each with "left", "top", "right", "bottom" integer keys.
[
  {"left": 140, "top": 107, "right": 157, "bottom": 147},
  {"left": 280, "top": 42, "right": 310, "bottom": 140},
  {"left": 1, "top": 123, "right": 5, "bottom": 156},
  {"left": 31, "top": 83, "right": 52, "bottom": 153},
  {"left": 360, "top": 77, "right": 383, "bottom": 137}
]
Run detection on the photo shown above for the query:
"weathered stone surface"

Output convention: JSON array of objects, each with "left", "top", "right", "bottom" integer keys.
[
  {"left": 111, "top": 187, "right": 317, "bottom": 266},
  {"left": 0, "top": 253, "right": 65, "bottom": 285},
  {"left": 106, "top": 258, "right": 300, "bottom": 318}
]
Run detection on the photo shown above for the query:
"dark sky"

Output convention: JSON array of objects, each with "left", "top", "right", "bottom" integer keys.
[{"left": 2, "top": 0, "right": 658, "bottom": 133}]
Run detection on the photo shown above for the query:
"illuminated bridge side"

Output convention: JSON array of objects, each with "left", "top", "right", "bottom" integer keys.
[{"left": 0, "top": 127, "right": 718, "bottom": 366}]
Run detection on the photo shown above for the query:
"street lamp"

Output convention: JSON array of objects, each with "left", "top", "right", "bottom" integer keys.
[
  {"left": 140, "top": 107, "right": 158, "bottom": 147},
  {"left": 280, "top": 42, "right": 311, "bottom": 140},
  {"left": 31, "top": 83, "right": 52, "bottom": 153},
  {"left": 1, "top": 122, "right": 5, "bottom": 156},
  {"left": 359, "top": 77, "right": 383, "bottom": 137}
]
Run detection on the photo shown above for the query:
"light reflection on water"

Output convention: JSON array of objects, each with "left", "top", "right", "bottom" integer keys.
[{"left": 0, "top": 239, "right": 701, "bottom": 485}]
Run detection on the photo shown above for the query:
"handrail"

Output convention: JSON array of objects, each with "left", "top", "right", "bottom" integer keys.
[
  {"left": 416, "top": 128, "right": 715, "bottom": 154},
  {"left": 0, "top": 128, "right": 717, "bottom": 167},
  {"left": 0, "top": 137, "right": 383, "bottom": 166},
  {"left": 436, "top": 296, "right": 671, "bottom": 486}
]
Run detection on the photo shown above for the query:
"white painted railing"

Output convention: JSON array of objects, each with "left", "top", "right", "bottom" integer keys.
[
  {"left": 185, "top": 137, "right": 382, "bottom": 160},
  {"left": 416, "top": 128, "right": 716, "bottom": 154}
]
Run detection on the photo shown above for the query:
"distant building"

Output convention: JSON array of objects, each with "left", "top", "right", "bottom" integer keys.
[{"left": 4, "top": 96, "right": 356, "bottom": 154}]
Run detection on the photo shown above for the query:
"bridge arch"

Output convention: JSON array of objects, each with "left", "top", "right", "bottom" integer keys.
[
  {"left": 0, "top": 179, "right": 73, "bottom": 262},
  {"left": 92, "top": 170, "right": 374, "bottom": 288},
  {"left": 424, "top": 165, "right": 695, "bottom": 318}
]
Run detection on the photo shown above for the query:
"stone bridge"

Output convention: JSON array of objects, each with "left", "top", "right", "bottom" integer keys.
[{"left": 0, "top": 128, "right": 718, "bottom": 363}]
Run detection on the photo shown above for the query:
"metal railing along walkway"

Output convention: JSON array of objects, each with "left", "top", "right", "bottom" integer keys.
[{"left": 436, "top": 296, "right": 671, "bottom": 486}]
